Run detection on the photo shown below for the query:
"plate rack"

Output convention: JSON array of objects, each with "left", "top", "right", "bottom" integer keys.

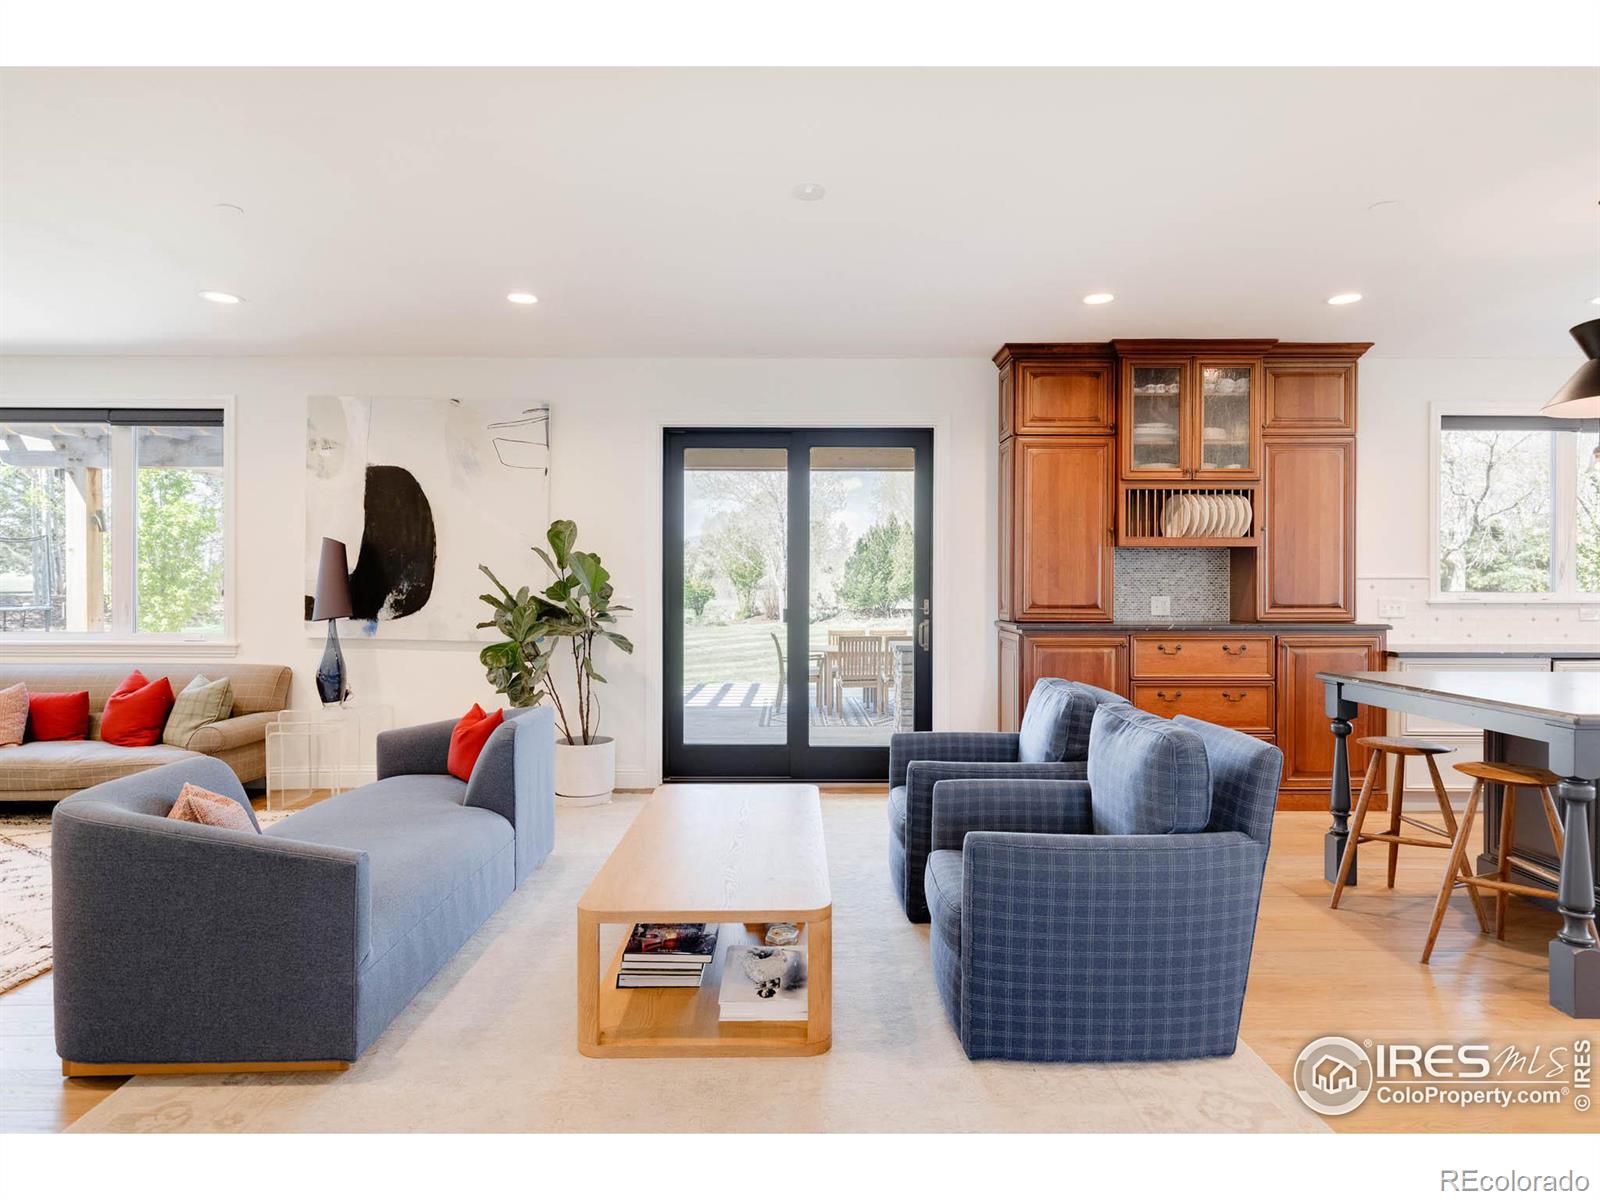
[{"left": 1116, "top": 483, "right": 1258, "bottom": 547}]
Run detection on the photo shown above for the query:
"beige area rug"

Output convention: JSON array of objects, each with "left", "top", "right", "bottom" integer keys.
[
  {"left": 69, "top": 796, "right": 1325, "bottom": 1133},
  {"left": 0, "top": 808, "right": 286, "bottom": 995},
  {"left": 0, "top": 813, "right": 52, "bottom": 992}
]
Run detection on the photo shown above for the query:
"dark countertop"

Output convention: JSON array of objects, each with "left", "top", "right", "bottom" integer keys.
[
  {"left": 1389, "top": 645, "right": 1600, "bottom": 658},
  {"left": 996, "top": 621, "right": 1391, "bottom": 634}
]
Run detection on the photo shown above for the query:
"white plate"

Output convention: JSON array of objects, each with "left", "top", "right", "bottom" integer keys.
[
  {"left": 1205, "top": 495, "right": 1224, "bottom": 536},
  {"left": 1235, "top": 494, "right": 1253, "bottom": 536},
  {"left": 1190, "top": 495, "right": 1213, "bottom": 537},
  {"left": 1164, "top": 494, "right": 1190, "bottom": 537}
]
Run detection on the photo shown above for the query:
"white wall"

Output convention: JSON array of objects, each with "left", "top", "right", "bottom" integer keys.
[
  {"left": 5, "top": 351, "right": 1591, "bottom": 785},
  {"left": 1355, "top": 356, "right": 1599, "bottom": 649},
  {"left": 0, "top": 356, "right": 997, "bottom": 786}
]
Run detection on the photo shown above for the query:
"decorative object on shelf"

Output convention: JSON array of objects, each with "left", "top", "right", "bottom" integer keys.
[
  {"left": 478, "top": 519, "right": 634, "bottom": 801},
  {"left": 763, "top": 921, "right": 801, "bottom": 946},
  {"left": 1544, "top": 318, "right": 1600, "bottom": 418},
  {"left": 304, "top": 396, "right": 551, "bottom": 642},
  {"left": 719, "top": 944, "right": 808, "bottom": 1021},
  {"left": 312, "top": 537, "right": 353, "bottom": 704}
]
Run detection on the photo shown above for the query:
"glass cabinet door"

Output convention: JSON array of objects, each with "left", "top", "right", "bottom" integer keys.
[
  {"left": 1125, "top": 362, "right": 1186, "bottom": 476},
  {"left": 1196, "top": 362, "right": 1257, "bottom": 476}
]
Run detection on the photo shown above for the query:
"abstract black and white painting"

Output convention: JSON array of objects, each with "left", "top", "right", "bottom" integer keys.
[{"left": 304, "top": 396, "right": 551, "bottom": 641}]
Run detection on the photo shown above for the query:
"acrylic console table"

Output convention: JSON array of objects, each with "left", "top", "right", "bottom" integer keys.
[{"left": 265, "top": 703, "right": 394, "bottom": 810}]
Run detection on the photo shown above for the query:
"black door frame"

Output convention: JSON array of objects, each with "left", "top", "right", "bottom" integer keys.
[{"left": 663, "top": 427, "right": 934, "bottom": 781}]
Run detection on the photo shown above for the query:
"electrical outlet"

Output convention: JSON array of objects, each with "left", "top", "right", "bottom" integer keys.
[
  {"left": 1378, "top": 597, "right": 1407, "bottom": 619},
  {"left": 1579, "top": 606, "right": 1600, "bottom": 622},
  {"left": 1150, "top": 595, "right": 1172, "bottom": 617}
]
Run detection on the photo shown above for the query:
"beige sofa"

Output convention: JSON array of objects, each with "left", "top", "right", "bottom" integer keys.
[{"left": 0, "top": 663, "right": 292, "bottom": 802}]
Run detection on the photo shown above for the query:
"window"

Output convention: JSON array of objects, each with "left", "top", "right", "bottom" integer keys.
[
  {"left": 1434, "top": 412, "right": 1600, "bottom": 601},
  {"left": 0, "top": 407, "right": 229, "bottom": 638}
]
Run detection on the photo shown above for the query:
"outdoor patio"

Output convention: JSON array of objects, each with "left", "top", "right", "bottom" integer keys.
[{"left": 681, "top": 680, "right": 895, "bottom": 746}]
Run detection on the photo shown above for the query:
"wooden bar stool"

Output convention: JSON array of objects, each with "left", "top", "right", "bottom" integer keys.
[
  {"left": 1330, "top": 735, "right": 1464, "bottom": 910},
  {"left": 1421, "top": 761, "right": 1600, "bottom": 963}
]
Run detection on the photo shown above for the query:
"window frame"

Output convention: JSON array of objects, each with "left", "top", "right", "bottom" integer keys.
[
  {"left": 0, "top": 397, "right": 237, "bottom": 653},
  {"left": 1429, "top": 399, "right": 1600, "bottom": 605}
]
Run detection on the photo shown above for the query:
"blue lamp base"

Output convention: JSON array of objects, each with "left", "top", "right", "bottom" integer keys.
[{"left": 316, "top": 618, "right": 351, "bottom": 705}]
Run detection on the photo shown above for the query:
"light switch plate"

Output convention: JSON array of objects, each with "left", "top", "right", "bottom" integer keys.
[
  {"left": 1579, "top": 606, "right": 1600, "bottom": 622},
  {"left": 1150, "top": 595, "right": 1172, "bottom": 617},
  {"left": 1379, "top": 597, "right": 1407, "bottom": 618}
]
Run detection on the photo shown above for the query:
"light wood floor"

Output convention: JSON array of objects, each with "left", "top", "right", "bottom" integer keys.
[{"left": 3, "top": 802, "right": 1592, "bottom": 1134}]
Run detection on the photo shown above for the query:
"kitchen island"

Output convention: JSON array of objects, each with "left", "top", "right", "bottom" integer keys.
[{"left": 1318, "top": 668, "right": 1600, "bottom": 1018}]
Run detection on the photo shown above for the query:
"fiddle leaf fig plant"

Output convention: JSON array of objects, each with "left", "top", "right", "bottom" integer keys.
[{"left": 478, "top": 519, "right": 633, "bottom": 745}]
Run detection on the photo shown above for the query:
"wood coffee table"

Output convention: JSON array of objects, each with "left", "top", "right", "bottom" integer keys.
[{"left": 577, "top": 784, "right": 832, "bottom": 1058}]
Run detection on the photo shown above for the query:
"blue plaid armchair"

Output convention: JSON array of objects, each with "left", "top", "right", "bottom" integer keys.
[
  {"left": 924, "top": 709, "right": 1283, "bottom": 1062},
  {"left": 887, "top": 678, "right": 1123, "bottom": 922}
]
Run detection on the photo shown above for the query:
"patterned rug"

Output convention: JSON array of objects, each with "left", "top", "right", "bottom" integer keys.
[
  {"left": 0, "top": 807, "right": 286, "bottom": 994},
  {"left": 0, "top": 813, "right": 52, "bottom": 992}
]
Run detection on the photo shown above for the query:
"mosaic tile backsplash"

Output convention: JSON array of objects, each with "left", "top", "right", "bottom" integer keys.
[{"left": 1113, "top": 549, "right": 1232, "bottom": 622}]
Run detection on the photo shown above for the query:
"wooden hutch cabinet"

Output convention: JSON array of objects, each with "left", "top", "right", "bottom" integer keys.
[{"left": 994, "top": 338, "right": 1383, "bottom": 809}]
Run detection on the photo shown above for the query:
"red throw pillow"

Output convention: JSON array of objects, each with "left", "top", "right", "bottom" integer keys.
[
  {"left": 99, "top": 670, "right": 176, "bottom": 748},
  {"left": 26, "top": 691, "right": 90, "bottom": 742},
  {"left": 448, "top": 703, "right": 505, "bottom": 781}
]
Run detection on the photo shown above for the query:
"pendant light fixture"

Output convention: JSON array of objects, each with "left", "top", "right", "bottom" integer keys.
[{"left": 1543, "top": 318, "right": 1600, "bottom": 417}]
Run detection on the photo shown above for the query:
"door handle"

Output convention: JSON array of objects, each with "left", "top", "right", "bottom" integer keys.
[
  {"left": 1221, "top": 643, "right": 1247, "bottom": 655},
  {"left": 1222, "top": 691, "right": 1247, "bottom": 702},
  {"left": 917, "top": 619, "right": 930, "bottom": 650},
  {"left": 1157, "top": 643, "right": 1182, "bottom": 655},
  {"left": 1156, "top": 690, "right": 1183, "bottom": 701}
]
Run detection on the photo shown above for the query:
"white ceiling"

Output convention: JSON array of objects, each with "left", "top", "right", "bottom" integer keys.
[{"left": 1, "top": 67, "right": 1596, "bottom": 358}]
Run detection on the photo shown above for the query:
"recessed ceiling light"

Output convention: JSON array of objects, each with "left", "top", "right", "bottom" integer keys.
[
  {"left": 1367, "top": 200, "right": 1399, "bottom": 211},
  {"left": 199, "top": 291, "right": 242, "bottom": 304},
  {"left": 507, "top": 292, "right": 538, "bottom": 305},
  {"left": 1590, "top": 296, "right": 1600, "bottom": 306},
  {"left": 791, "top": 183, "right": 827, "bottom": 202},
  {"left": 1326, "top": 292, "right": 1363, "bottom": 306},
  {"left": 1083, "top": 293, "right": 1115, "bottom": 305}
]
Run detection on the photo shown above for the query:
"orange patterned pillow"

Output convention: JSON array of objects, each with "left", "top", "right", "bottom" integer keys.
[
  {"left": 0, "top": 682, "right": 25, "bottom": 748},
  {"left": 167, "top": 782, "right": 257, "bottom": 833}
]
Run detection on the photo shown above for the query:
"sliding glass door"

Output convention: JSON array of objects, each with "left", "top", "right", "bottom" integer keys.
[{"left": 664, "top": 428, "right": 933, "bottom": 780}]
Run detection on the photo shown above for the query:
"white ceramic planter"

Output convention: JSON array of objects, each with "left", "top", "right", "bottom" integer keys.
[{"left": 555, "top": 736, "right": 615, "bottom": 804}]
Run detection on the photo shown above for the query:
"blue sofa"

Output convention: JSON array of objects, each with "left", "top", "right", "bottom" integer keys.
[
  {"left": 887, "top": 677, "right": 1124, "bottom": 922},
  {"left": 52, "top": 706, "right": 554, "bottom": 1073},
  {"left": 924, "top": 708, "right": 1282, "bottom": 1062}
]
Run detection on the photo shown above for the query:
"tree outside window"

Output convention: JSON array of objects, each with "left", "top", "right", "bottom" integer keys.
[
  {"left": 1436, "top": 414, "right": 1598, "bottom": 601},
  {"left": 0, "top": 409, "right": 228, "bottom": 639}
]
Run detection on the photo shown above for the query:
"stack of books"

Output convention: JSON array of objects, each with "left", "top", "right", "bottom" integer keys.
[
  {"left": 718, "top": 944, "right": 808, "bottom": 1021},
  {"left": 616, "top": 923, "right": 719, "bottom": 988}
]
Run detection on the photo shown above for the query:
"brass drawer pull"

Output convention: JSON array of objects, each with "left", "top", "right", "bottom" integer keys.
[
  {"left": 1221, "top": 691, "right": 1248, "bottom": 702},
  {"left": 1156, "top": 643, "right": 1182, "bottom": 655},
  {"left": 1221, "top": 643, "right": 1248, "bottom": 655},
  {"left": 1156, "top": 690, "right": 1183, "bottom": 701}
]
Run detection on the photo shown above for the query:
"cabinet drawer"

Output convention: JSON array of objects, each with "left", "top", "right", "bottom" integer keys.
[
  {"left": 1133, "top": 683, "right": 1275, "bottom": 733},
  {"left": 1130, "top": 633, "right": 1275, "bottom": 679}
]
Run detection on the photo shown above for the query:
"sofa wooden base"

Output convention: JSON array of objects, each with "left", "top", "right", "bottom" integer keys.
[{"left": 62, "top": 1058, "right": 350, "bottom": 1077}]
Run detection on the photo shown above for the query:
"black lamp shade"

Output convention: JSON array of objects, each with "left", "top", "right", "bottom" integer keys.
[
  {"left": 1544, "top": 318, "right": 1600, "bottom": 418},
  {"left": 312, "top": 537, "right": 354, "bottom": 621}
]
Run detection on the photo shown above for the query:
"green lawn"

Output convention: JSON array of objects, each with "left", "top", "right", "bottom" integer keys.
[{"left": 682, "top": 618, "right": 910, "bottom": 687}]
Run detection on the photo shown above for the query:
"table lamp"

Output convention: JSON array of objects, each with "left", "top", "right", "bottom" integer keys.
[{"left": 313, "top": 537, "right": 354, "bottom": 705}]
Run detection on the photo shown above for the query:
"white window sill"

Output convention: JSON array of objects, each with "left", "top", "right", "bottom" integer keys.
[{"left": 0, "top": 639, "right": 240, "bottom": 661}]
